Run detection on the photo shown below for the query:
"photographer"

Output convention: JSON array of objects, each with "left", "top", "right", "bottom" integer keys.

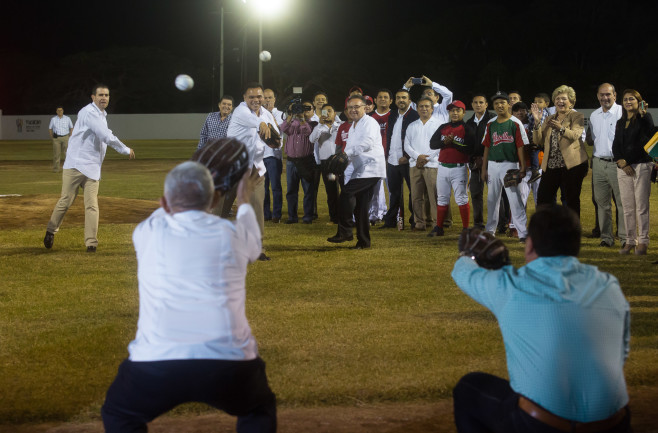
[
  {"left": 310, "top": 103, "right": 342, "bottom": 224},
  {"left": 280, "top": 100, "right": 317, "bottom": 224}
]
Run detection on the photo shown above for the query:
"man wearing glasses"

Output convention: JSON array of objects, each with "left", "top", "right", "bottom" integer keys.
[
  {"left": 280, "top": 100, "right": 317, "bottom": 224},
  {"left": 327, "top": 95, "right": 386, "bottom": 249}
]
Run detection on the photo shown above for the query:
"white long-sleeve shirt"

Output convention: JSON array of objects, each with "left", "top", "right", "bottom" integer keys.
[
  {"left": 128, "top": 204, "right": 262, "bottom": 362},
  {"left": 345, "top": 114, "right": 386, "bottom": 182},
  {"left": 226, "top": 102, "right": 279, "bottom": 176},
  {"left": 62, "top": 102, "right": 131, "bottom": 180},
  {"left": 310, "top": 120, "right": 342, "bottom": 164},
  {"left": 404, "top": 117, "right": 442, "bottom": 168},
  {"left": 589, "top": 103, "right": 623, "bottom": 159},
  {"left": 404, "top": 80, "right": 453, "bottom": 126}
]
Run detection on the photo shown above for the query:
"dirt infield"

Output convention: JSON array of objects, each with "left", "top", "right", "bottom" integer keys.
[
  {"left": 3, "top": 387, "right": 658, "bottom": 433},
  {"left": 0, "top": 194, "right": 159, "bottom": 230}
]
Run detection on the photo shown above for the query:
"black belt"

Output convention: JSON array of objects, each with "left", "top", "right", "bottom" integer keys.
[{"left": 596, "top": 157, "right": 613, "bottom": 162}]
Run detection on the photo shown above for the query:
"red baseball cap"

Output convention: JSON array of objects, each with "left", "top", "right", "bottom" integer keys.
[
  {"left": 447, "top": 100, "right": 466, "bottom": 111},
  {"left": 364, "top": 95, "right": 374, "bottom": 105}
]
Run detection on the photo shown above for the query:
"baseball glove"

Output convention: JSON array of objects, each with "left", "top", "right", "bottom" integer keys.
[
  {"left": 191, "top": 137, "right": 250, "bottom": 192},
  {"left": 503, "top": 169, "right": 523, "bottom": 188},
  {"left": 458, "top": 227, "right": 510, "bottom": 270},
  {"left": 326, "top": 151, "right": 350, "bottom": 175},
  {"left": 264, "top": 124, "right": 281, "bottom": 149}
]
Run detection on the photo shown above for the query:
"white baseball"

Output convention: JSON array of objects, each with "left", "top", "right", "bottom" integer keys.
[
  {"left": 327, "top": 173, "right": 336, "bottom": 181},
  {"left": 175, "top": 74, "right": 194, "bottom": 91},
  {"left": 259, "top": 50, "right": 272, "bottom": 62}
]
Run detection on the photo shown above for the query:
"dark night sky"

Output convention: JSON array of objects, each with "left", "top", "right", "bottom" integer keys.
[{"left": 2, "top": 0, "right": 657, "bottom": 114}]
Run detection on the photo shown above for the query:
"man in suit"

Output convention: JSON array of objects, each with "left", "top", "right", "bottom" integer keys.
[{"left": 466, "top": 94, "right": 494, "bottom": 229}]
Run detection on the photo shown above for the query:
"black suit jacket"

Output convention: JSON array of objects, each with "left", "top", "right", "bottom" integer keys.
[{"left": 385, "top": 108, "right": 420, "bottom": 161}]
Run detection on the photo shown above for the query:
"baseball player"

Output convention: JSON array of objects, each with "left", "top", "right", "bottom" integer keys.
[{"left": 428, "top": 100, "right": 475, "bottom": 236}]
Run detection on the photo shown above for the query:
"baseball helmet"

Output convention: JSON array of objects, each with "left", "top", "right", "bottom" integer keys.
[{"left": 191, "top": 137, "right": 250, "bottom": 192}]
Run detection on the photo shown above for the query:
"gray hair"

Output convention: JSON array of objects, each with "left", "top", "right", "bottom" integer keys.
[{"left": 164, "top": 161, "right": 214, "bottom": 210}]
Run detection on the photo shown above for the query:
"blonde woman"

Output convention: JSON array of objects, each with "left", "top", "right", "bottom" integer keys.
[
  {"left": 612, "top": 89, "right": 654, "bottom": 255},
  {"left": 531, "top": 85, "right": 589, "bottom": 216}
]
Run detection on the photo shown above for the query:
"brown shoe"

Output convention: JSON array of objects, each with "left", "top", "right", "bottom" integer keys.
[
  {"left": 635, "top": 244, "right": 648, "bottom": 255},
  {"left": 619, "top": 243, "right": 634, "bottom": 255}
]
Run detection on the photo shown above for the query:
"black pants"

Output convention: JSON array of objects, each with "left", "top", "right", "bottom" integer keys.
[
  {"left": 470, "top": 167, "right": 485, "bottom": 227},
  {"left": 537, "top": 162, "right": 588, "bottom": 217},
  {"left": 337, "top": 177, "right": 379, "bottom": 247},
  {"left": 453, "top": 372, "right": 631, "bottom": 433},
  {"left": 383, "top": 163, "right": 414, "bottom": 227},
  {"left": 102, "top": 358, "right": 276, "bottom": 433},
  {"left": 320, "top": 161, "right": 340, "bottom": 223}
]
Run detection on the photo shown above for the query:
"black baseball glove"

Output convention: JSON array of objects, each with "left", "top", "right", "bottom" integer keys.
[
  {"left": 264, "top": 124, "right": 281, "bottom": 149},
  {"left": 326, "top": 151, "right": 349, "bottom": 175},
  {"left": 503, "top": 169, "right": 524, "bottom": 188},
  {"left": 458, "top": 228, "right": 510, "bottom": 270}
]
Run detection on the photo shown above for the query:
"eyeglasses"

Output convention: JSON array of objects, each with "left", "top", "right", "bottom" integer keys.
[
  {"left": 303, "top": 106, "right": 313, "bottom": 111},
  {"left": 347, "top": 105, "right": 365, "bottom": 110}
]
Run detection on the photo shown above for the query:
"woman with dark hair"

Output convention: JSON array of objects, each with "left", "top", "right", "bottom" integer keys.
[
  {"left": 531, "top": 85, "right": 589, "bottom": 216},
  {"left": 612, "top": 89, "right": 654, "bottom": 255}
]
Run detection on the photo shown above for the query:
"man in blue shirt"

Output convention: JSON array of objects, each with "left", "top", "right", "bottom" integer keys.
[{"left": 451, "top": 204, "right": 631, "bottom": 433}]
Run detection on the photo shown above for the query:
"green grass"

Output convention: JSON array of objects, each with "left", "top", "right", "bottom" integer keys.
[{"left": 1, "top": 140, "right": 657, "bottom": 424}]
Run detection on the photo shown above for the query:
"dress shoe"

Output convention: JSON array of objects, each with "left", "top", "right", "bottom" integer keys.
[
  {"left": 327, "top": 234, "right": 353, "bottom": 243},
  {"left": 258, "top": 252, "right": 271, "bottom": 261},
  {"left": 44, "top": 231, "right": 54, "bottom": 249},
  {"left": 619, "top": 243, "right": 634, "bottom": 255},
  {"left": 302, "top": 219, "right": 312, "bottom": 224},
  {"left": 599, "top": 241, "right": 612, "bottom": 247},
  {"left": 284, "top": 219, "right": 298, "bottom": 224},
  {"left": 519, "top": 238, "right": 526, "bottom": 244},
  {"left": 427, "top": 226, "right": 444, "bottom": 237},
  {"left": 635, "top": 244, "right": 648, "bottom": 255},
  {"left": 350, "top": 243, "right": 370, "bottom": 250},
  {"left": 271, "top": 218, "right": 280, "bottom": 223},
  {"left": 86, "top": 246, "right": 97, "bottom": 253}
]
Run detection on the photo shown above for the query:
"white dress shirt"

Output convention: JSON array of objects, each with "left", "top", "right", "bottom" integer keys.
[
  {"left": 404, "top": 81, "right": 453, "bottom": 126},
  {"left": 387, "top": 108, "right": 409, "bottom": 166},
  {"left": 345, "top": 115, "right": 386, "bottom": 182},
  {"left": 590, "top": 103, "right": 623, "bottom": 158},
  {"left": 128, "top": 204, "right": 262, "bottom": 362},
  {"left": 62, "top": 102, "right": 131, "bottom": 180},
  {"left": 263, "top": 107, "right": 284, "bottom": 160},
  {"left": 226, "top": 102, "right": 279, "bottom": 176},
  {"left": 404, "top": 117, "right": 442, "bottom": 168},
  {"left": 310, "top": 120, "right": 342, "bottom": 164}
]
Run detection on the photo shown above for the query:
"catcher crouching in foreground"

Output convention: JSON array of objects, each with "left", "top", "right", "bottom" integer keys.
[
  {"left": 451, "top": 204, "right": 631, "bottom": 433},
  {"left": 102, "top": 140, "right": 276, "bottom": 432}
]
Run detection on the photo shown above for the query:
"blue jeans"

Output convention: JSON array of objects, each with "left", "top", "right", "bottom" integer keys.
[
  {"left": 263, "top": 157, "right": 282, "bottom": 220},
  {"left": 286, "top": 159, "right": 313, "bottom": 222}
]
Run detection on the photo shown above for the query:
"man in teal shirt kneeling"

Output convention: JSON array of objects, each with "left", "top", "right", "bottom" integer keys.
[{"left": 451, "top": 204, "right": 631, "bottom": 432}]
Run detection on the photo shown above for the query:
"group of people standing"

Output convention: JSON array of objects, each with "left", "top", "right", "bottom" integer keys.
[{"left": 191, "top": 79, "right": 655, "bottom": 255}]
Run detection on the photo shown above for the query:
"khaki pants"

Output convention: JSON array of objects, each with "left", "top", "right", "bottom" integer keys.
[
  {"left": 47, "top": 168, "right": 99, "bottom": 247},
  {"left": 410, "top": 166, "right": 438, "bottom": 229},
  {"left": 52, "top": 135, "right": 69, "bottom": 172},
  {"left": 617, "top": 162, "right": 652, "bottom": 246},
  {"left": 592, "top": 157, "right": 626, "bottom": 245}
]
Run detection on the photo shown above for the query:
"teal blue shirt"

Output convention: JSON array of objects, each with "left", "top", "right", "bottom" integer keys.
[{"left": 452, "top": 256, "right": 630, "bottom": 422}]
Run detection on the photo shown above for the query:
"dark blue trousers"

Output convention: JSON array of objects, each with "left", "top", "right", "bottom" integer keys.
[
  {"left": 102, "top": 357, "right": 276, "bottom": 433},
  {"left": 263, "top": 157, "right": 283, "bottom": 220}
]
